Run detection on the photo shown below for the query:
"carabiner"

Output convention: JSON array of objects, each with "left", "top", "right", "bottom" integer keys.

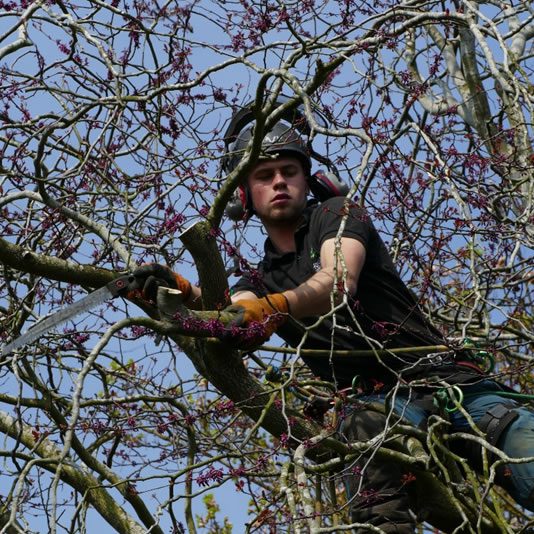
[
  {"left": 473, "top": 350, "right": 495, "bottom": 373},
  {"left": 444, "top": 385, "right": 464, "bottom": 413},
  {"left": 434, "top": 385, "right": 464, "bottom": 413}
]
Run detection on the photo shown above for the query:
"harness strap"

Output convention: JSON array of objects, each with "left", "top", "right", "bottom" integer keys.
[
  {"left": 460, "top": 402, "right": 520, "bottom": 467},
  {"left": 454, "top": 360, "right": 485, "bottom": 375},
  {"left": 476, "top": 402, "right": 519, "bottom": 448}
]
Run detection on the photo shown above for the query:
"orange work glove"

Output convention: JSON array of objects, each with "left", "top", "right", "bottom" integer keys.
[
  {"left": 129, "top": 264, "right": 191, "bottom": 303},
  {"left": 224, "top": 293, "right": 289, "bottom": 347}
]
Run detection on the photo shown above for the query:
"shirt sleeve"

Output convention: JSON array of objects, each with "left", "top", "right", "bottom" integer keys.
[
  {"left": 230, "top": 265, "right": 267, "bottom": 298},
  {"left": 231, "top": 275, "right": 259, "bottom": 296},
  {"left": 311, "top": 196, "right": 371, "bottom": 248}
]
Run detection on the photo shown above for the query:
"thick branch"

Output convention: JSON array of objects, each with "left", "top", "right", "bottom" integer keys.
[{"left": 0, "top": 236, "right": 113, "bottom": 287}]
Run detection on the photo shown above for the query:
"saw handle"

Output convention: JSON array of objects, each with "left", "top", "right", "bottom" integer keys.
[{"left": 107, "top": 274, "right": 141, "bottom": 298}]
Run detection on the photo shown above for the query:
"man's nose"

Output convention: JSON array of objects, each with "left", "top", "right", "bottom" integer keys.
[{"left": 272, "top": 170, "right": 287, "bottom": 187}]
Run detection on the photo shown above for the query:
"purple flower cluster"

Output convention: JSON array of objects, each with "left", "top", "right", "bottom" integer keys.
[
  {"left": 196, "top": 466, "right": 224, "bottom": 487},
  {"left": 212, "top": 399, "right": 236, "bottom": 418}
]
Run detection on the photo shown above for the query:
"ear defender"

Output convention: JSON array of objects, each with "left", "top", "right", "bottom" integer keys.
[
  {"left": 225, "top": 185, "right": 253, "bottom": 221},
  {"left": 308, "top": 170, "right": 350, "bottom": 202}
]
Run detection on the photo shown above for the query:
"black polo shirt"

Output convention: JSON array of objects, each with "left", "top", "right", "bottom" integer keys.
[{"left": 232, "top": 197, "right": 446, "bottom": 387}]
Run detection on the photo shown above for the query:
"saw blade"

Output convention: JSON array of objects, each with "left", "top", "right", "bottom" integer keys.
[{"left": 1, "top": 285, "right": 114, "bottom": 356}]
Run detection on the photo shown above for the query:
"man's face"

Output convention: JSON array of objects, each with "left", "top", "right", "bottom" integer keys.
[{"left": 247, "top": 156, "right": 308, "bottom": 225}]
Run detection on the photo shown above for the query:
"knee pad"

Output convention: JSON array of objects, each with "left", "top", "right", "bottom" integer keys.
[
  {"left": 462, "top": 402, "right": 519, "bottom": 466},
  {"left": 478, "top": 402, "right": 519, "bottom": 448}
]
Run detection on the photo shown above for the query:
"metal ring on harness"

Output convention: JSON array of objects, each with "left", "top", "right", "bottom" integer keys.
[
  {"left": 460, "top": 338, "right": 495, "bottom": 373},
  {"left": 473, "top": 350, "right": 495, "bottom": 373},
  {"left": 434, "top": 385, "right": 464, "bottom": 413}
]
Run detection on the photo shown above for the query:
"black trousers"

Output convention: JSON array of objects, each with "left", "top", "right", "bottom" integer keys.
[{"left": 338, "top": 408, "right": 416, "bottom": 533}]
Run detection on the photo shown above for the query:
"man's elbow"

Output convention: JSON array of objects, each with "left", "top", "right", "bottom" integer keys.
[
  {"left": 345, "top": 277, "right": 358, "bottom": 296},
  {"left": 332, "top": 274, "right": 357, "bottom": 300}
]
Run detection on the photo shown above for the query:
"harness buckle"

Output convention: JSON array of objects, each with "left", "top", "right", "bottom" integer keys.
[{"left": 424, "top": 351, "right": 451, "bottom": 366}]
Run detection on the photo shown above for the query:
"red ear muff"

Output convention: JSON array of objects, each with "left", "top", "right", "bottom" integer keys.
[
  {"left": 309, "top": 170, "right": 349, "bottom": 201},
  {"left": 225, "top": 185, "right": 254, "bottom": 221}
]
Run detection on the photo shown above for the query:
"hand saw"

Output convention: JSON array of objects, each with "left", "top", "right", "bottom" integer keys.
[{"left": 1, "top": 274, "right": 140, "bottom": 356}]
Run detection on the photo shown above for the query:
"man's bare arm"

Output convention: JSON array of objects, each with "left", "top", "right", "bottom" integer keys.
[
  {"left": 284, "top": 237, "right": 365, "bottom": 319},
  {"left": 231, "top": 237, "right": 366, "bottom": 320}
]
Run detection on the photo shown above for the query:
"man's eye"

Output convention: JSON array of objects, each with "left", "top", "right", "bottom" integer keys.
[{"left": 284, "top": 167, "right": 298, "bottom": 176}]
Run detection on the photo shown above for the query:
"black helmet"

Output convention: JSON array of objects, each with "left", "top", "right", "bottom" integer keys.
[{"left": 223, "top": 121, "right": 312, "bottom": 176}]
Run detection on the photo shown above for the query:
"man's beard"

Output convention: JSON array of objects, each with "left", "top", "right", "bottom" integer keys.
[{"left": 262, "top": 199, "right": 306, "bottom": 227}]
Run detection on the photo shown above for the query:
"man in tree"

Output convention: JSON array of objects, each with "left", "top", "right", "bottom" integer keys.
[{"left": 132, "top": 107, "right": 534, "bottom": 532}]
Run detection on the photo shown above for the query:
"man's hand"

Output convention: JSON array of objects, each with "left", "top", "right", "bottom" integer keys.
[
  {"left": 224, "top": 293, "right": 289, "bottom": 347},
  {"left": 130, "top": 264, "right": 192, "bottom": 303}
]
